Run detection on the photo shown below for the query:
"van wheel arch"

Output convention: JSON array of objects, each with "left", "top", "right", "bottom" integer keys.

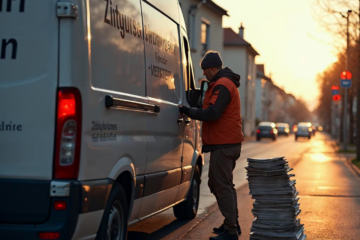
[{"left": 115, "top": 171, "right": 134, "bottom": 214}]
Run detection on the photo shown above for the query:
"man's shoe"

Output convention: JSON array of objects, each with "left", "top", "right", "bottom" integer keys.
[
  {"left": 213, "top": 224, "right": 241, "bottom": 235},
  {"left": 209, "top": 230, "right": 238, "bottom": 240}
]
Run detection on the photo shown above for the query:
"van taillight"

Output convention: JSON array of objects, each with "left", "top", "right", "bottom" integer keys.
[{"left": 54, "top": 88, "right": 82, "bottom": 179}]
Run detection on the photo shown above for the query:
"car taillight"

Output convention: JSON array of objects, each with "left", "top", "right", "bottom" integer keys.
[
  {"left": 54, "top": 88, "right": 82, "bottom": 179},
  {"left": 270, "top": 130, "right": 274, "bottom": 134},
  {"left": 257, "top": 129, "right": 261, "bottom": 133},
  {"left": 39, "top": 232, "right": 60, "bottom": 239},
  {"left": 54, "top": 201, "right": 67, "bottom": 210}
]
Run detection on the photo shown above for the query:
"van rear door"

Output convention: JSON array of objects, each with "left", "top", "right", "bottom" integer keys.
[{"left": 0, "top": 0, "right": 58, "bottom": 223}]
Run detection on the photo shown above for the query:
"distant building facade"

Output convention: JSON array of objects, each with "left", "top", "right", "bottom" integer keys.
[
  {"left": 255, "top": 64, "right": 272, "bottom": 122},
  {"left": 223, "top": 26, "right": 259, "bottom": 136},
  {"left": 179, "top": 0, "right": 228, "bottom": 87}
]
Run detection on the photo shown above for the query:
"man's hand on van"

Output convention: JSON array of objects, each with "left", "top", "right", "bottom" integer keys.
[{"left": 179, "top": 105, "right": 189, "bottom": 115}]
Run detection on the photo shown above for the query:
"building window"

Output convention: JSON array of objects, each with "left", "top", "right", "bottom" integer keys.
[{"left": 201, "top": 21, "right": 209, "bottom": 56}]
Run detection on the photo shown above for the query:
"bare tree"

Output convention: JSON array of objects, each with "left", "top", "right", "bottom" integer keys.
[{"left": 313, "top": 0, "right": 360, "bottom": 147}]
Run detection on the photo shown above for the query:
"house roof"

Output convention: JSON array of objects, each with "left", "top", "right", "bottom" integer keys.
[
  {"left": 256, "top": 64, "right": 265, "bottom": 73},
  {"left": 256, "top": 64, "right": 271, "bottom": 81},
  {"left": 223, "top": 28, "right": 259, "bottom": 56},
  {"left": 204, "top": 0, "right": 229, "bottom": 16},
  {"left": 257, "top": 70, "right": 272, "bottom": 81}
]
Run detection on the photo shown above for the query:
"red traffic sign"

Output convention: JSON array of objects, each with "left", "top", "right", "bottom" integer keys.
[
  {"left": 333, "top": 94, "right": 341, "bottom": 101},
  {"left": 331, "top": 86, "right": 339, "bottom": 90},
  {"left": 340, "top": 71, "right": 352, "bottom": 80}
]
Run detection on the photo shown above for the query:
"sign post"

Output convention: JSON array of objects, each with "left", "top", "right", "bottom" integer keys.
[
  {"left": 340, "top": 71, "right": 352, "bottom": 150},
  {"left": 332, "top": 86, "right": 341, "bottom": 139}
]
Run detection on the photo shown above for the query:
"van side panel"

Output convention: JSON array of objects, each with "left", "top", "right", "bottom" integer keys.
[
  {"left": 76, "top": 0, "right": 148, "bottom": 181},
  {"left": 0, "top": 0, "right": 58, "bottom": 180},
  {"left": 145, "top": 0, "right": 180, "bottom": 23}
]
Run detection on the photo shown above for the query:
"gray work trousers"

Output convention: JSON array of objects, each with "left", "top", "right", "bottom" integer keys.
[{"left": 208, "top": 145, "right": 241, "bottom": 235}]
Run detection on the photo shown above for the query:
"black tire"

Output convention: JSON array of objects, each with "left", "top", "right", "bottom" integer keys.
[
  {"left": 173, "top": 165, "right": 200, "bottom": 220},
  {"left": 96, "top": 183, "right": 128, "bottom": 240}
]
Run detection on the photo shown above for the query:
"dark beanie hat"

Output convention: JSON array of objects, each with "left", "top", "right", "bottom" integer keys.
[{"left": 200, "top": 51, "right": 223, "bottom": 69}]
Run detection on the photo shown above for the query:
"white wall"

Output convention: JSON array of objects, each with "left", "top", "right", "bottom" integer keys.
[
  {"left": 223, "top": 46, "right": 257, "bottom": 136},
  {"left": 255, "top": 77, "right": 263, "bottom": 120},
  {"left": 223, "top": 46, "right": 247, "bottom": 116},
  {"left": 180, "top": 0, "right": 224, "bottom": 87}
]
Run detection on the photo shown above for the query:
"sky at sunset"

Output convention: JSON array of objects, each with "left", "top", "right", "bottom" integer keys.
[{"left": 213, "top": 0, "right": 343, "bottom": 110}]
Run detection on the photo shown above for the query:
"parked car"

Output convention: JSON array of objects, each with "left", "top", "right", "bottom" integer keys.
[
  {"left": 276, "top": 123, "right": 290, "bottom": 136},
  {"left": 295, "top": 123, "right": 312, "bottom": 140},
  {"left": 313, "top": 123, "right": 323, "bottom": 132},
  {"left": 0, "top": 1, "right": 205, "bottom": 239},
  {"left": 257, "top": 122, "right": 278, "bottom": 141}
]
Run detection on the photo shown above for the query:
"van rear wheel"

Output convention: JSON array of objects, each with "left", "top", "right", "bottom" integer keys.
[
  {"left": 173, "top": 165, "right": 200, "bottom": 220},
  {"left": 96, "top": 183, "right": 128, "bottom": 240}
]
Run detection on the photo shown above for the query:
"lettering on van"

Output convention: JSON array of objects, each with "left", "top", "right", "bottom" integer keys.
[
  {"left": 103, "top": 0, "right": 176, "bottom": 55},
  {"left": 150, "top": 64, "right": 172, "bottom": 80},
  {"left": 92, "top": 132, "right": 117, "bottom": 143},
  {"left": 92, "top": 121, "right": 117, "bottom": 131},
  {"left": 104, "top": 0, "right": 142, "bottom": 39},
  {"left": 91, "top": 121, "right": 117, "bottom": 143},
  {"left": 0, "top": 0, "right": 26, "bottom": 12},
  {"left": 144, "top": 24, "right": 175, "bottom": 55},
  {"left": 0, "top": 121, "right": 22, "bottom": 131},
  {"left": 1, "top": 39, "right": 18, "bottom": 59},
  {"left": 155, "top": 52, "right": 167, "bottom": 65}
]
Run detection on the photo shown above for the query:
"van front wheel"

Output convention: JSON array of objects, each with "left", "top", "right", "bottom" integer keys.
[
  {"left": 173, "top": 165, "right": 200, "bottom": 220},
  {"left": 96, "top": 183, "right": 128, "bottom": 240}
]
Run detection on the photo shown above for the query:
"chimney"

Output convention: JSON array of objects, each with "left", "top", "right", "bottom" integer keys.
[{"left": 239, "top": 23, "right": 244, "bottom": 38}]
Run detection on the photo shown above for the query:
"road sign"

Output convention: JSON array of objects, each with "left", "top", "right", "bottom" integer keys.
[
  {"left": 333, "top": 94, "right": 341, "bottom": 101},
  {"left": 332, "top": 90, "right": 340, "bottom": 95},
  {"left": 331, "top": 86, "right": 339, "bottom": 90},
  {"left": 340, "top": 71, "right": 352, "bottom": 80},
  {"left": 340, "top": 71, "right": 352, "bottom": 88},
  {"left": 341, "top": 79, "right": 352, "bottom": 88}
]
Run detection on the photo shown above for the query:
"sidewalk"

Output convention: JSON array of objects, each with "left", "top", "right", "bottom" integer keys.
[
  {"left": 182, "top": 138, "right": 360, "bottom": 240},
  {"left": 181, "top": 184, "right": 253, "bottom": 240}
]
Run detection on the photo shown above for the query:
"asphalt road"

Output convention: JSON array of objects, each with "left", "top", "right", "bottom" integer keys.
[{"left": 128, "top": 132, "right": 337, "bottom": 239}]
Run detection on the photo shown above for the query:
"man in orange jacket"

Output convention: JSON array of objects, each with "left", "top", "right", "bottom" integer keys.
[{"left": 179, "top": 51, "right": 244, "bottom": 240}]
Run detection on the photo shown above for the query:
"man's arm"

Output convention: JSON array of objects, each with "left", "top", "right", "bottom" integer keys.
[{"left": 180, "top": 85, "right": 231, "bottom": 122}]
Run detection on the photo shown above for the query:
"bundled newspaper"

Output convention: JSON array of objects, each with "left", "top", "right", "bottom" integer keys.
[{"left": 246, "top": 157, "right": 307, "bottom": 240}]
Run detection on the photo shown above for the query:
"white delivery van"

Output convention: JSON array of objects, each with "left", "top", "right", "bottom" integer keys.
[{"left": 0, "top": 0, "right": 207, "bottom": 239}]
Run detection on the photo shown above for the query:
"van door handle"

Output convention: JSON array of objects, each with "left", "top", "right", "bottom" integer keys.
[
  {"left": 185, "top": 118, "right": 191, "bottom": 125},
  {"left": 177, "top": 118, "right": 184, "bottom": 124},
  {"left": 105, "top": 95, "right": 160, "bottom": 113}
]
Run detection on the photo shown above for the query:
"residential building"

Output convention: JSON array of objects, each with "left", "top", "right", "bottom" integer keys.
[
  {"left": 255, "top": 64, "right": 272, "bottom": 123},
  {"left": 223, "top": 25, "right": 259, "bottom": 136},
  {"left": 179, "top": 0, "right": 228, "bottom": 86},
  {"left": 284, "top": 93, "right": 296, "bottom": 126}
]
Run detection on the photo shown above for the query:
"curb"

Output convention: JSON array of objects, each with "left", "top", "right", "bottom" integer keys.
[{"left": 347, "top": 157, "right": 360, "bottom": 177}]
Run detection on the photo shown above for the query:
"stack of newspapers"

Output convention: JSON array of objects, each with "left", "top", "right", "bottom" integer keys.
[{"left": 246, "top": 157, "right": 307, "bottom": 240}]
